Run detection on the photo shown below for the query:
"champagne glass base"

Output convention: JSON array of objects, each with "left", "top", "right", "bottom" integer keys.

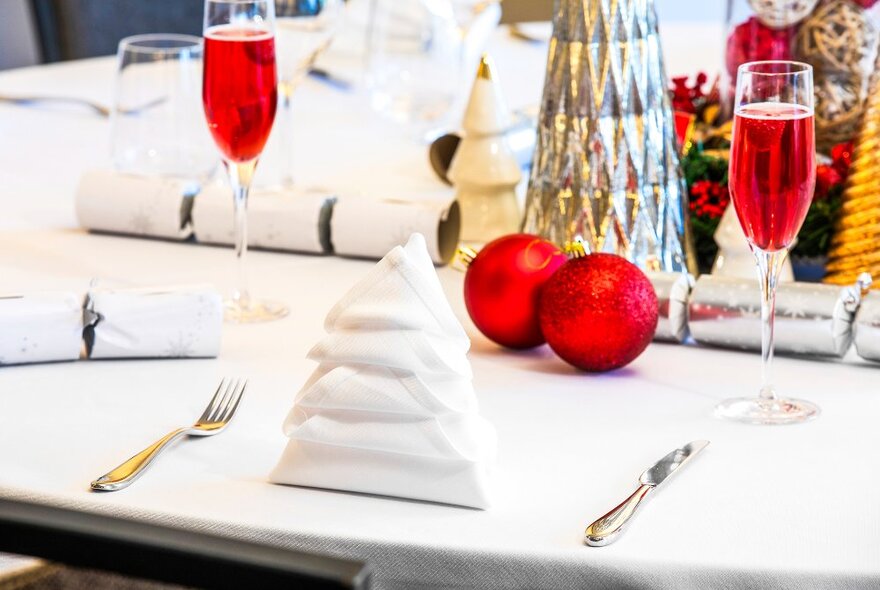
[
  {"left": 715, "top": 397, "right": 820, "bottom": 425},
  {"left": 224, "top": 298, "right": 289, "bottom": 324}
]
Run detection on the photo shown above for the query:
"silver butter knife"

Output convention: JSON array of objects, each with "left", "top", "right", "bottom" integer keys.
[{"left": 584, "top": 440, "right": 709, "bottom": 547}]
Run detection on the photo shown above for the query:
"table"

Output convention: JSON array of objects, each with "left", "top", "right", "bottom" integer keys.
[{"left": 2, "top": 19, "right": 879, "bottom": 590}]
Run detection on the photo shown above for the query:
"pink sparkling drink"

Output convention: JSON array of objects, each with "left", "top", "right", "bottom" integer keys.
[{"left": 729, "top": 102, "right": 816, "bottom": 252}]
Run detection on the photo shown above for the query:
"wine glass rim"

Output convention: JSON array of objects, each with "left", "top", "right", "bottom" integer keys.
[
  {"left": 119, "top": 34, "right": 204, "bottom": 55},
  {"left": 738, "top": 60, "right": 812, "bottom": 76}
]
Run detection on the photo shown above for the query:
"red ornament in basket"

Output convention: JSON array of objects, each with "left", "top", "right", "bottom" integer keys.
[{"left": 725, "top": 16, "right": 795, "bottom": 79}]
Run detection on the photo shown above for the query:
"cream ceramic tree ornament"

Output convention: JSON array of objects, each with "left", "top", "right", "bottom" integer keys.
[
  {"left": 448, "top": 54, "right": 521, "bottom": 245},
  {"left": 713, "top": 206, "right": 794, "bottom": 282}
]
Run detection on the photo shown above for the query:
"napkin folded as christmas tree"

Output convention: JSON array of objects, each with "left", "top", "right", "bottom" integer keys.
[{"left": 270, "top": 233, "right": 496, "bottom": 509}]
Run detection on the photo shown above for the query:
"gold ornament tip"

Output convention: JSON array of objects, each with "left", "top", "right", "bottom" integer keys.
[
  {"left": 564, "top": 239, "right": 588, "bottom": 259},
  {"left": 476, "top": 54, "right": 494, "bottom": 81},
  {"left": 452, "top": 245, "right": 478, "bottom": 272}
]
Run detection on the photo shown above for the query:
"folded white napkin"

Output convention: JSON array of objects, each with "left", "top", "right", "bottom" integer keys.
[
  {"left": 85, "top": 284, "right": 222, "bottom": 359},
  {"left": 192, "top": 183, "right": 333, "bottom": 253},
  {"left": 0, "top": 293, "right": 83, "bottom": 365},
  {"left": 308, "top": 331, "right": 473, "bottom": 378},
  {"left": 75, "top": 169, "right": 194, "bottom": 240},
  {"left": 331, "top": 198, "right": 461, "bottom": 265},
  {"left": 270, "top": 233, "right": 497, "bottom": 509},
  {"left": 295, "top": 365, "right": 477, "bottom": 417}
]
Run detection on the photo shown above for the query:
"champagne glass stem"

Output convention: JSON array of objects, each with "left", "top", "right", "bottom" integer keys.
[
  {"left": 225, "top": 159, "right": 257, "bottom": 308},
  {"left": 754, "top": 248, "right": 788, "bottom": 404}
]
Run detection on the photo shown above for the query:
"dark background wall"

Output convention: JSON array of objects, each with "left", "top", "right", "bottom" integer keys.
[
  {"left": 31, "top": 0, "right": 203, "bottom": 62},
  {"left": 0, "top": 0, "right": 725, "bottom": 71}
]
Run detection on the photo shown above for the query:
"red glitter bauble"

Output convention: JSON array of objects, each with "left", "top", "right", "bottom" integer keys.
[
  {"left": 538, "top": 254, "right": 658, "bottom": 372},
  {"left": 464, "top": 234, "right": 567, "bottom": 349}
]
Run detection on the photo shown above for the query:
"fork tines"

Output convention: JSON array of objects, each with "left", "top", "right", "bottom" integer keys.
[{"left": 200, "top": 378, "right": 247, "bottom": 425}]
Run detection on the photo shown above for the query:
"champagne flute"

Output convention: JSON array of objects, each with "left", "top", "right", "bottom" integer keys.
[
  {"left": 716, "top": 61, "right": 818, "bottom": 425},
  {"left": 270, "top": 0, "right": 343, "bottom": 189},
  {"left": 202, "top": 0, "right": 288, "bottom": 323}
]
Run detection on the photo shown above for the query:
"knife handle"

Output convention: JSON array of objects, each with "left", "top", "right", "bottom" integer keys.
[{"left": 584, "top": 483, "right": 652, "bottom": 547}]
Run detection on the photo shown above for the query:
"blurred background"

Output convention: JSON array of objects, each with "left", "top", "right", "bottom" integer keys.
[{"left": 1, "top": 0, "right": 723, "bottom": 71}]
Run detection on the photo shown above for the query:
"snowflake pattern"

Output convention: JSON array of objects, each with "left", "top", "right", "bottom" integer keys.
[
  {"left": 781, "top": 289, "right": 812, "bottom": 319},
  {"left": 129, "top": 206, "right": 155, "bottom": 235},
  {"left": 159, "top": 293, "right": 215, "bottom": 358},
  {"left": 18, "top": 336, "right": 40, "bottom": 356},
  {"left": 691, "top": 278, "right": 853, "bottom": 354},
  {"left": 264, "top": 224, "right": 279, "bottom": 245},
  {"left": 164, "top": 332, "right": 196, "bottom": 358}
]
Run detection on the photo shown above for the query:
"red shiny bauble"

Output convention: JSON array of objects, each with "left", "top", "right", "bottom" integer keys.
[
  {"left": 464, "top": 234, "right": 567, "bottom": 349},
  {"left": 725, "top": 17, "right": 794, "bottom": 78},
  {"left": 538, "top": 254, "right": 658, "bottom": 372}
]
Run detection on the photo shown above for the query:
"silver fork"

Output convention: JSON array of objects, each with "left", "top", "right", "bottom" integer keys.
[
  {"left": 0, "top": 94, "right": 168, "bottom": 118},
  {"left": 0, "top": 94, "right": 111, "bottom": 117},
  {"left": 90, "top": 378, "right": 247, "bottom": 492}
]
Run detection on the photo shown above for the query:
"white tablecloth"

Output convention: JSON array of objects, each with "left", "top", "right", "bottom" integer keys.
[{"left": 2, "top": 19, "right": 879, "bottom": 590}]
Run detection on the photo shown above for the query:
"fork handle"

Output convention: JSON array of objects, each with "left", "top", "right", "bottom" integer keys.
[
  {"left": 90, "top": 428, "right": 188, "bottom": 491},
  {"left": 0, "top": 95, "right": 108, "bottom": 117}
]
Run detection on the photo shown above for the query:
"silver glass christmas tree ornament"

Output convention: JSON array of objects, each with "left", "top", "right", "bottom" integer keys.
[{"left": 522, "top": 0, "right": 696, "bottom": 274}]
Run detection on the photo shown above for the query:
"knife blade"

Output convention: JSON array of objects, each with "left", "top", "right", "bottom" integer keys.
[{"left": 584, "top": 440, "right": 709, "bottom": 547}]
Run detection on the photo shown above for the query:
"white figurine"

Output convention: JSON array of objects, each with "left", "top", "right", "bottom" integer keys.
[
  {"left": 713, "top": 206, "right": 794, "bottom": 282},
  {"left": 448, "top": 54, "right": 521, "bottom": 245}
]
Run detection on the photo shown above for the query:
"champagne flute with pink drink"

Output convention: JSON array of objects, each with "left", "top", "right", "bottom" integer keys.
[
  {"left": 716, "top": 61, "right": 818, "bottom": 424},
  {"left": 203, "top": 0, "right": 288, "bottom": 322}
]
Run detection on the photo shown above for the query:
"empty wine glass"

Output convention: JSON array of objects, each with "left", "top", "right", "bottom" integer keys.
[
  {"left": 366, "top": 0, "right": 461, "bottom": 133},
  {"left": 111, "top": 34, "right": 217, "bottom": 185},
  {"left": 366, "top": 0, "right": 499, "bottom": 139},
  {"left": 256, "top": 0, "right": 343, "bottom": 189}
]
